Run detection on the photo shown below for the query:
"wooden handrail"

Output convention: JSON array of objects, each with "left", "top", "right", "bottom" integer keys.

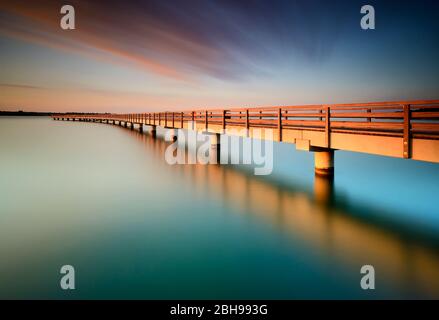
[{"left": 52, "top": 99, "right": 439, "bottom": 142}]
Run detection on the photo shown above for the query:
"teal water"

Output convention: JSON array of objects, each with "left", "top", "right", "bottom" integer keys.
[{"left": 1, "top": 117, "right": 439, "bottom": 299}]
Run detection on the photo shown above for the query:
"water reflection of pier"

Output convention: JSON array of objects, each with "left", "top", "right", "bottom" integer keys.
[{"left": 132, "top": 129, "right": 439, "bottom": 299}]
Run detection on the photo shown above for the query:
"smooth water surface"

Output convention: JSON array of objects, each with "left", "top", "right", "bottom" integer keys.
[{"left": 1, "top": 117, "right": 439, "bottom": 299}]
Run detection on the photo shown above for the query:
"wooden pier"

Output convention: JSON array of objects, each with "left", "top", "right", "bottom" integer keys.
[{"left": 52, "top": 99, "right": 439, "bottom": 175}]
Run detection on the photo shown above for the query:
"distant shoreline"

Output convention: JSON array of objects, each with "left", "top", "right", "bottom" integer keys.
[{"left": 0, "top": 111, "right": 51, "bottom": 116}]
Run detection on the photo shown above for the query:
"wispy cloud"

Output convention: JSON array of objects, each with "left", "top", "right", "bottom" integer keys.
[
  {"left": 0, "top": 0, "right": 348, "bottom": 82},
  {"left": 0, "top": 83, "right": 45, "bottom": 90}
]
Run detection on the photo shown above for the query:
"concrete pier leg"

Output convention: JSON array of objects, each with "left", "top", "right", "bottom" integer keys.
[
  {"left": 150, "top": 125, "right": 157, "bottom": 138},
  {"left": 209, "top": 133, "right": 221, "bottom": 164},
  {"left": 201, "top": 132, "right": 221, "bottom": 164},
  {"left": 130, "top": 122, "right": 134, "bottom": 130},
  {"left": 124, "top": 122, "right": 128, "bottom": 128},
  {"left": 314, "top": 149, "right": 334, "bottom": 176},
  {"left": 139, "top": 124, "right": 143, "bottom": 133},
  {"left": 165, "top": 128, "right": 177, "bottom": 142}
]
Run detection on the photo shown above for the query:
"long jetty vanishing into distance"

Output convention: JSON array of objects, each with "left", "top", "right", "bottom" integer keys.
[{"left": 52, "top": 99, "right": 439, "bottom": 177}]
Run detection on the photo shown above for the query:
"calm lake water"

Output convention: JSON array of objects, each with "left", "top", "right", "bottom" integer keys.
[{"left": 1, "top": 116, "right": 439, "bottom": 299}]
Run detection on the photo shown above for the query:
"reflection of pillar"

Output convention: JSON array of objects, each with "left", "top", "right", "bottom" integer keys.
[
  {"left": 314, "top": 174, "right": 334, "bottom": 204},
  {"left": 314, "top": 149, "right": 334, "bottom": 176},
  {"left": 204, "top": 132, "right": 221, "bottom": 164}
]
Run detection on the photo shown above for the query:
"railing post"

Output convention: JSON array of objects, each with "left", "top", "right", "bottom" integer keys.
[
  {"left": 278, "top": 108, "right": 282, "bottom": 142},
  {"left": 172, "top": 112, "right": 175, "bottom": 128},
  {"left": 192, "top": 111, "right": 195, "bottom": 130},
  {"left": 222, "top": 110, "right": 226, "bottom": 132},
  {"left": 325, "top": 106, "right": 331, "bottom": 148},
  {"left": 181, "top": 112, "right": 184, "bottom": 129},
  {"left": 403, "top": 104, "right": 411, "bottom": 159},
  {"left": 205, "top": 110, "right": 208, "bottom": 131},
  {"left": 246, "top": 109, "right": 249, "bottom": 130}
]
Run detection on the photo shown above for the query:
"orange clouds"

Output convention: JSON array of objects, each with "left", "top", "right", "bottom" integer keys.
[{"left": 0, "top": 1, "right": 187, "bottom": 81}]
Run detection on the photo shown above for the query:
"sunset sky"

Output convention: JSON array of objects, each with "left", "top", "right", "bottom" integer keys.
[{"left": 0, "top": 0, "right": 438, "bottom": 112}]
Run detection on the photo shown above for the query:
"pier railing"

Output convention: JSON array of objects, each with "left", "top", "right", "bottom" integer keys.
[{"left": 54, "top": 99, "right": 439, "bottom": 138}]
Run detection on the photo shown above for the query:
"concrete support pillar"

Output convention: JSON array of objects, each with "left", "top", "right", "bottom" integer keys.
[
  {"left": 314, "top": 149, "right": 334, "bottom": 176},
  {"left": 139, "top": 124, "right": 143, "bottom": 133},
  {"left": 204, "top": 132, "right": 221, "bottom": 164},
  {"left": 124, "top": 122, "right": 128, "bottom": 128},
  {"left": 150, "top": 125, "right": 157, "bottom": 138},
  {"left": 130, "top": 122, "right": 134, "bottom": 130},
  {"left": 165, "top": 128, "right": 177, "bottom": 142}
]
